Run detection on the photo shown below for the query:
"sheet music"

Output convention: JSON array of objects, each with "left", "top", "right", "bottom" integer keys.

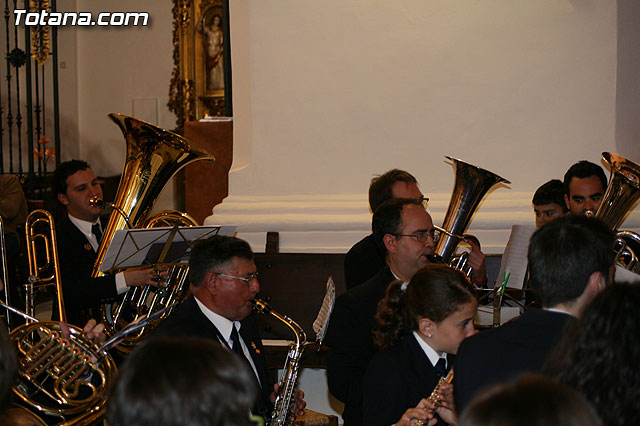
[
  {"left": 313, "top": 276, "right": 336, "bottom": 343},
  {"left": 496, "top": 224, "right": 536, "bottom": 290},
  {"left": 100, "top": 225, "right": 236, "bottom": 272}
]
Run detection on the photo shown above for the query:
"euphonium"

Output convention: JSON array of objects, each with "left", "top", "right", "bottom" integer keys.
[
  {"left": 101, "top": 210, "right": 199, "bottom": 354},
  {"left": 593, "top": 152, "right": 640, "bottom": 274},
  {"left": 433, "top": 157, "right": 510, "bottom": 276},
  {"left": 252, "top": 298, "right": 307, "bottom": 426},
  {"left": 90, "top": 114, "right": 214, "bottom": 344}
]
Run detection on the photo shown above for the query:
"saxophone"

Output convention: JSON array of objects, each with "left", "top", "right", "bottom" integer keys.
[{"left": 251, "top": 299, "right": 307, "bottom": 426}]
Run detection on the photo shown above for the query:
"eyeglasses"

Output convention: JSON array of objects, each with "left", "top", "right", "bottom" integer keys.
[
  {"left": 395, "top": 228, "right": 441, "bottom": 244},
  {"left": 213, "top": 272, "right": 259, "bottom": 284},
  {"left": 417, "top": 196, "right": 429, "bottom": 208}
]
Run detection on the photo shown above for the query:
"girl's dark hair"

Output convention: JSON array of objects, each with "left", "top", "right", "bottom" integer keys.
[
  {"left": 374, "top": 264, "right": 477, "bottom": 349},
  {"left": 544, "top": 282, "right": 640, "bottom": 426}
]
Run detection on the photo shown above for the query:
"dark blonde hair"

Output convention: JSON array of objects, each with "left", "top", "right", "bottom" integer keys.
[{"left": 374, "top": 264, "right": 476, "bottom": 349}]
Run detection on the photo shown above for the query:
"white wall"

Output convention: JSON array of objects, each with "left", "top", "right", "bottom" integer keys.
[{"left": 209, "top": 0, "right": 639, "bottom": 253}]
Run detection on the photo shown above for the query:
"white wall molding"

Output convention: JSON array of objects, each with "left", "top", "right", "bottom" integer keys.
[{"left": 205, "top": 193, "right": 640, "bottom": 254}]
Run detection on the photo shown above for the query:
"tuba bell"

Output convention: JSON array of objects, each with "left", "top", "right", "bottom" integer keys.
[
  {"left": 593, "top": 152, "right": 640, "bottom": 274},
  {"left": 433, "top": 157, "right": 510, "bottom": 275},
  {"left": 90, "top": 114, "right": 213, "bottom": 349}
]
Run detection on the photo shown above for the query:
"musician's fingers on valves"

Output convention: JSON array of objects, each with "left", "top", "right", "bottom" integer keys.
[
  {"left": 58, "top": 318, "right": 107, "bottom": 344},
  {"left": 82, "top": 319, "right": 107, "bottom": 343},
  {"left": 466, "top": 240, "right": 487, "bottom": 279},
  {"left": 292, "top": 389, "right": 306, "bottom": 417},
  {"left": 271, "top": 384, "right": 307, "bottom": 421},
  {"left": 124, "top": 265, "right": 169, "bottom": 287}
]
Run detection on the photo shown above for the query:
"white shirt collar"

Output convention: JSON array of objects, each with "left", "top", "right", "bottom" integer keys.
[
  {"left": 68, "top": 214, "right": 100, "bottom": 251},
  {"left": 413, "top": 330, "right": 448, "bottom": 369},
  {"left": 194, "top": 296, "right": 240, "bottom": 344},
  {"left": 545, "top": 307, "right": 574, "bottom": 317}
]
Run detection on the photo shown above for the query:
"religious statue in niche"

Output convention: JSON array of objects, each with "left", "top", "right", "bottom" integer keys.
[
  {"left": 201, "top": 12, "right": 224, "bottom": 91},
  {"left": 197, "top": 5, "right": 225, "bottom": 94},
  {"left": 170, "top": 0, "right": 230, "bottom": 127}
]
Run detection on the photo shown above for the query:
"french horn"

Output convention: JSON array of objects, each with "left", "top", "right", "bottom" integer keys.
[{"left": 91, "top": 113, "right": 214, "bottom": 350}]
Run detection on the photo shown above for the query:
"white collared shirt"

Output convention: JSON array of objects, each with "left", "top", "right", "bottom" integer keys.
[
  {"left": 194, "top": 296, "right": 261, "bottom": 383},
  {"left": 545, "top": 307, "right": 574, "bottom": 316},
  {"left": 413, "top": 330, "right": 448, "bottom": 370},
  {"left": 67, "top": 214, "right": 127, "bottom": 294}
]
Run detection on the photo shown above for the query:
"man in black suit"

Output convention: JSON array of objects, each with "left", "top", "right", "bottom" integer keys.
[
  {"left": 344, "top": 169, "right": 487, "bottom": 290},
  {"left": 454, "top": 215, "right": 615, "bottom": 412},
  {"left": 53, "top": 160, "right": 158, "bottom": 327},
  {"left": 153, "top": 235, "right": 306, "bottom": 421},
  {"left": 326, "top": 198, "right": 438, "bottom": 426}
]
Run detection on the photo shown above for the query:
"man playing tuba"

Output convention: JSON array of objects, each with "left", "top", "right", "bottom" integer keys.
[{"left": 52, "top": 160, "right": 162, "bottom": 327}]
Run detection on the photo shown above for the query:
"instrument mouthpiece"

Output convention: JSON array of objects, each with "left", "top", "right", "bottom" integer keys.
[{"left": 89, "top": 197, "right": 107, "bottom": 209}]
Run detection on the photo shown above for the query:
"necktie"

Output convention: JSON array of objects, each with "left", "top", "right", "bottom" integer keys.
[
  {"left": 229, "top": 326, "right": 269, "bottom": 418},
  {"left": 435, "top": 357, "right": 448, "bottom": 377},
  {"left": 230, "top": 326, "right": 246, "bottom": 358},
  {"left": 91, "top": 223, "right": 103, "bottom": 243}
]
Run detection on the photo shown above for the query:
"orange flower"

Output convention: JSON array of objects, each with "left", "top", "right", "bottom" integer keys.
[
  {"left": 39, "top": 135, "right": 50, "bottom": 145},
  {"left": 33, "top": 148, "right": 43, "bottom": 159}
]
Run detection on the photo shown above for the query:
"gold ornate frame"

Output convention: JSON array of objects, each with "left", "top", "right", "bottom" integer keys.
[{"left": 169, "top": 0, "right": 231, "bottom": 129}]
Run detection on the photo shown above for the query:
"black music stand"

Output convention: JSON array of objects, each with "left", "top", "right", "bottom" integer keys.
[{"left": 98, "top": 225, "right": 236, "bottom": 273}]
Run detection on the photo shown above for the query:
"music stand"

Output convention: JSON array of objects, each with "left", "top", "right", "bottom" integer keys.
[{"left": 98, "top": 225, "right": 236, "bottom": 273}]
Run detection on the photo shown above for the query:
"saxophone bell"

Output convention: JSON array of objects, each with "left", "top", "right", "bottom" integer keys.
[{"left": 251, "top": 298, "right": 306, "bottom": 426}]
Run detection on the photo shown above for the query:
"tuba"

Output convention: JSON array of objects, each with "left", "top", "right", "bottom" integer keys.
[
  {"left": 433, "top": 157, "right": 510, "bottom": 275},
  {"left": 91, "top": 113, "right": 214, "bottom": 347},
  {"left": 593, "top": 152, "right": 640, "bottom": 274}
]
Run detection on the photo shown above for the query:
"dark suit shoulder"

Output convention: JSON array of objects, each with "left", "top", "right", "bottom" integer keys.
[
  {"left": 454, "top": 309, "right": 573, "bottom": 412},
  {"left": 344, "top": 234, "right": 386, "bottom": 289}
]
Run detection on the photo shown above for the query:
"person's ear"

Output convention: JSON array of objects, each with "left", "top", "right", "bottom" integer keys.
[
  {"left": 418, "top": 318, "right": 434, "bottom": 338},
  {"left": 58, "top": 192, "right": 69, "bottom": 206},
  {"left": 383, "top": 233, "right": 397, "bottom": 253},
  {"left": 204, "top": 272, "right": 219, "bottom": 294},
  {"left": 586, "top": 270, "right": 606, "bottom": 296}
]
